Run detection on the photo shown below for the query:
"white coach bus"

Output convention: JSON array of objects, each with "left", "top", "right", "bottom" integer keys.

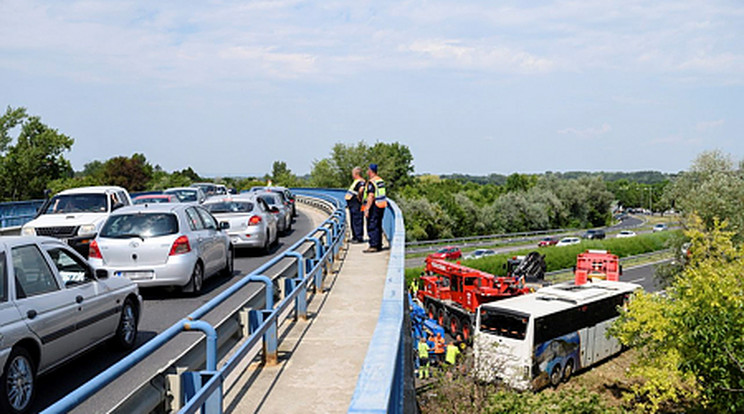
[{"left": 474, "top": 280, "right": 640, "bottom": 390}]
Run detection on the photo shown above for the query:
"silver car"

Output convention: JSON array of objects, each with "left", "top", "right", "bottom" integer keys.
[
  {"left": 203, "top": 196, "right": 279, "bottom": 253},
  {"left": 254, "top": 192, "right": 292, "bottom": 235},
  {"left": 0, "top": 236, "right": 142, "bottom": 414},
  {"left": 89, "top": 204, "right": 233, "bottom": 294},
  {"left": 164, "top": 187, "right": 206, "bottom": 204}
]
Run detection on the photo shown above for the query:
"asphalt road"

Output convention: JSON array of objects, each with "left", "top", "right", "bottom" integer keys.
[
  {"left": 619, "top": 260, "right": 667, "bottom": 293},
  {"left": 32, "top": 208, "right": 320, "bottom": 414}
]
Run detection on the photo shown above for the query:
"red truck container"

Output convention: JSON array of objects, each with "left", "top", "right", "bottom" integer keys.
[{"left": 574, "top": 249, "right": 622, "bottom": 285}]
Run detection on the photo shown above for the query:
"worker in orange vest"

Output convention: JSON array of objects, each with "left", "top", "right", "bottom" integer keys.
[{"left": 432, "top": 332, "right": 446, "bottom": 366}]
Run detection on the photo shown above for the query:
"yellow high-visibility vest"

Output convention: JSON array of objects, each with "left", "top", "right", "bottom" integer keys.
[
  {"left": 445, "top": 343, "right": 460, "bottom": 365},
  {"left": 365, "top": 176, "right": 387, "bottom": 208},
  {"left": 345, "top": 178, "right": 364, "bottom": 201}
]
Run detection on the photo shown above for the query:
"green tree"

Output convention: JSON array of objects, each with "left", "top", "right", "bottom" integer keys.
[
  {"left": 0, "top": 106, "right": 74, "bottom": 200},
  {"left": 270, "top": 160, "right": 300, "bottom": 187},
  {"left": 101, "top": 153, "right": 154, "bottom": 191},
  {"left": 611, "top": 216, "right": 744, "bottom": 412}
]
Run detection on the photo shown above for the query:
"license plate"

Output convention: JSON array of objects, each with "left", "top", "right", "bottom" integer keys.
[{"left": 115, "top": 271, "right": 154, "bottom": 280}]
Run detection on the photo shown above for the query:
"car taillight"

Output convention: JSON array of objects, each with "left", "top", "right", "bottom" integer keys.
[
  {"left": 169, "top": 235, "right": 191, "bottom": 256},
  {"left": 248, "top": 215, "right": 261, "bottom": 226},
  {"left": 89, "top": 240, "right": 102, "bottom": 259}
]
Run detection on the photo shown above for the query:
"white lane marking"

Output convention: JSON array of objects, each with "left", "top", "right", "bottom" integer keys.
[{"left": 629, "top": 277, "right": 645, "bottom": 283}]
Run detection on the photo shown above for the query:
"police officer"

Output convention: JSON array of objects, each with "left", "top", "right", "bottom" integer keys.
[
  {"left": 345, "top": 167, "right": 366, "bottom": 243},
  {"left": 363, "top": 163, "right": 387, "bottom": 253}
]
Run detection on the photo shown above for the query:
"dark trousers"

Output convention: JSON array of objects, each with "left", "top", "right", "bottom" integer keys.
[
  {"left": 367, "top": 205, "right": 384, "bottom": 248},
  {"left": 348, "top": 201, "right": 364, "bottom": 241}
]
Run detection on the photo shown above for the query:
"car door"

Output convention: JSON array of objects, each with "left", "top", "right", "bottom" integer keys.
[
  {"left": 185, "top": 207, "right": 212, "bottom": 273},
  {"left": 10, "top": 243, "right": 84, "bottom": 370},
  {"left": 44, "top": 245, "right": 119, "bottom": 345},
  {"left": 196, "top": 207, "right": 223, "bottom": 276}
]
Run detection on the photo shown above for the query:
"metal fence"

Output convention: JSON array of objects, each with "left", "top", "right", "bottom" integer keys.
[
  {"left": 41, "top": 190, "right": 348, "bottom": 414},
  {"left": 348, "top": 198, "right": 412, "bottom": 413}
]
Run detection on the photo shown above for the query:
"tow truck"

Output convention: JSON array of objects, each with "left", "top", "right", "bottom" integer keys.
[
  {"left": 416, "top": 256, "right": 534, "bottom": 341},
  {"left": 573, "top": 249, "right": 622, "bottom": 285}
]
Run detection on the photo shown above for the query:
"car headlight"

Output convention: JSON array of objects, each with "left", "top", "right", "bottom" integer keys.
[
  {"left": 78, "top": 224, "right": 97, "bottom": 236},
  {"left": 21, "top": 226, "right": 35, "bottom": 236}
]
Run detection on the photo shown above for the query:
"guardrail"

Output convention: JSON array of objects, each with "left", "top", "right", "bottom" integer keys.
[
  {"left": 42, "top": 191, "right": 348, "bottom": 414},
  {"left": 348, "top": 198, "right": 414, "bottom": 413}
]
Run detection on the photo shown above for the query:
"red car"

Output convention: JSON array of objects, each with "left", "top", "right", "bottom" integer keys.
[
  {"left": 537, "top": 236, "right": 559, "bottom": 247},
  {"left": 428, "top": 246, "right": 462, "bottom": 260}
]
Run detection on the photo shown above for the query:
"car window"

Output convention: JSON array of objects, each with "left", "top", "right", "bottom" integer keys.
[
  {"left": 166, "top": 190, "right": 198, "bottom": 202},
  {"left": 44, "top": 194, "right": 108, "bottom": 214},
  {"left": 45, "top": 247, "right": 92, "bottom": 286},
  {"left": 0, "top": 252, "right": 6, "bottom": 303},
  {"left": 101, "top": 213, "right": 179, "bottom": 238},
  {"left": 118, "top": 191, "right": 131, "bottom": 206},
  {"left": 196, "top": 208, "right": 218, "bottom": 230},
  {"left": 256, "top": 199, "right": 268, "bottom": 212},
  {"left": 185, "top": 208, "right": 205, "bottom": 231},
  {"left": 205, "top": 201, "right": 254, "bottom": 213},
  {"left": 12, "top": 244, "right": 59, "bottom": 298}
]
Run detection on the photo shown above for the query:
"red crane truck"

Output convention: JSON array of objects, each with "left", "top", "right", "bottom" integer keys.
[{"left": 417, "top": 257, "right": 531, "bottom": 341}]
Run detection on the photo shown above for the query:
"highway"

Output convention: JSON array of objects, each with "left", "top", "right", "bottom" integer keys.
[{"left": 30, "top": 208, "right": 322, "bottom": 413}]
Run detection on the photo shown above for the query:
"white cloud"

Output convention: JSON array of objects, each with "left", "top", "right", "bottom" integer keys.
[
  {"left": 557, "top": 123, "right": 612, "bottom": 139},
  {"left": 696, "top": 119, "right": 725, "bottom": 131},
  {"left": 404, "top": 39, "right": 554, "bottom": 73}
]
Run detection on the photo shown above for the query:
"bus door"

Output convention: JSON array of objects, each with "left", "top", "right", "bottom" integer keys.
[{"left": 579, "top": 326, "right": 595, "bottom": 368}]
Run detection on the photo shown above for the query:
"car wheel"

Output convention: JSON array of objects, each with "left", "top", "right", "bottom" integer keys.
[
  {"left": 426, "top": 304, "right": 437, "bottom": 321},
  {"left": 550, "top": 365, "right": 563, "bottom": 387},
  {"left": 189, "top": 262, "right": 204, "bottom": 295},
  {"left": 221, "top": 246, "right": 234, "bottom": 277},
  {"left": 563, "top": 359, "right": 574, "bottom": 382},
  {"left": 449, "top": 316, "right": 461, "bottom": 336},
  {"left": 113, "top": 299, "right": 138, "bottom": 350},
  {"left": 460, "top": 317, "right": 472, "bottom": 342},
  {"left": 436, "top": 308, "right": 445, "bottom": 328},
  {"left": 1, "top": 347, "right": 36, "bottom": 414}
]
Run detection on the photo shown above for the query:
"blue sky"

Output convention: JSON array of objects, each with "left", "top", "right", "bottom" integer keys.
[{"left": 1, "top": 1, "right": 743, "bottom": 177}]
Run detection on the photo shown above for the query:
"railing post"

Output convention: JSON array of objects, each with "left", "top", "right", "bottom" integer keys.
[
  {"left": 182, "top": 321, "right": 222, "bottom": 414},
  {"left": 285, "top": 252, "right": 308, "bottom": 318}
]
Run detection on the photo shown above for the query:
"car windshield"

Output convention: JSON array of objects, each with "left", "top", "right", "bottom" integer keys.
[
  {"left": 101, "top": 213, "right": 179, "bottom": 238},
  {"left": 44, "top": 194, "right": 108, "bottom": 214},
  {"left": 165, "top": 190, "right": 198, "bottom": 202},
  {"left": 480, "top": 308, "right": 529, "bottom": 340},
  {"left": 205, "top": 201, "right": 254, "bottom": 213},
  {"left": 134, "top": 197, "right": 171, "bottom": 205}
]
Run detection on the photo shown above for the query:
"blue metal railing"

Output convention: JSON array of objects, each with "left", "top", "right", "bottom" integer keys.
[
  {"left": 41, "top": 190, "right": 347, "bottom": 414},
  {"left": 348, "top": 198, "right": 408, "bottom": 413}
]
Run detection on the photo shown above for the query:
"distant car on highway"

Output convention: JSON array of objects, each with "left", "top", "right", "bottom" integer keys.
[
  {"left": 203, "top": 196, "right": 279, "bottom": 253},
  {"left": 464, "top": 249, "right": 496, "bottom": 260},
  {"left": 21, "top": 186, "right": 132, "bottom": 258},
  {"left": 653, "top": 223, "right": 667, "bottom": 232},
  {"left": 133, "top": 194, "right": 176, "bottom": 205},
  {"left": 254, "top": 192, "right": 293, "bottom": 235},
  {"left": 537, "top": 236, "right": 559, "bottom": 247},
  {"left": 555, "top": 237, "right": 581, "bottom": 247},
  {"left": 89, "top": 204, "right": 233, "bottom": 294},
  {"left": 164, "top": 187, "right": 206, "bottom": 204},
  {"left": 428, "top": 246, "right": 462, "bottom": 260},
  {"left": 0, "top": 236, "right": 141, "bottom": 414},
  {"left": 582, "top": 229, "right": 606, "bottom": 240},
  {"left": 247, "top": 186, "right": 297, "bottom": 217},
  {"left": 616, "top": 230, "right": 637, "bottom": 238}
]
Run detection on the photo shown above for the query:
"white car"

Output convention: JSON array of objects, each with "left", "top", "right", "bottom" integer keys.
[
  {"left": 464, "top": 249, "right": 496, "bottom": 260},
  {"left": 203, "top": 195, "right": 279, "bottom": 253},
  {"left": 653, "top": 224, "right": 667, "bottom": 232},
  {"left": 89, "top": 204, "right": 233, "bottom": 294},
  {"left": 20, "top": 186, "right": 132, "bottom": 258},
  {"left": 555, "top": 237, "right": 581, "bottom": 247},
  {"left": 616, "top": 230, "right": 637, "bottom": 238},
  {"left": 0, "top": 236, "right": 141, "bottom": 414}
]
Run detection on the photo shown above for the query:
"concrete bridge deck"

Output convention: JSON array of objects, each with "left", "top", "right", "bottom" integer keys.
[{"left": 225, "top": 239, "right": 390, "bottom": 413}]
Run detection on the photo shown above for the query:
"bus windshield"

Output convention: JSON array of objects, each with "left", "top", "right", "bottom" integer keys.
[{"left": 480, "top": 308, "right": 529, "bottom": 340}]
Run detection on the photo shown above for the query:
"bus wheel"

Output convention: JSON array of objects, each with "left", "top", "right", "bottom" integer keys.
[
  {"left": 550, "top": 365, "right": 563, "bottom": 387},
  {"left": 449, "top": 316, "right": 461, "bottom": 336},
  {"left": 427, "top": 304, "right": 436, "bottom": 321},
  {"left": 460, "top": 318, "right": 472, "bottom": 341},
  {"left": 562, "top": 360, "right": 574, "bottom": 382},
  {"left": 437, "top": 308, "right": 445, "bottom": 327}
]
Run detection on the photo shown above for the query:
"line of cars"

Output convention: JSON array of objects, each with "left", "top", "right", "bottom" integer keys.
[{"left": 2, "top": 183, "right": 298, "bottom": 413}]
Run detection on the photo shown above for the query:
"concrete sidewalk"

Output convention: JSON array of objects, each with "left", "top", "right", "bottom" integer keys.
[{"left": 224, "top": 239, "right": 390, "bottom": 413}]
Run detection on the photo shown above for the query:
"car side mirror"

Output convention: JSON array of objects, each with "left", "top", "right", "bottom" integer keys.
[
  {"left": 95, "top": 269, "right": 109, "bottom": 279},
  {"left": 220, "top": 221, "right": 230, "bottom": 230}
]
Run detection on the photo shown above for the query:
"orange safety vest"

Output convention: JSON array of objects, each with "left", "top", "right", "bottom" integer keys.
[{"left": 433, "top": 336, "right": 445, "bottom": 354}]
